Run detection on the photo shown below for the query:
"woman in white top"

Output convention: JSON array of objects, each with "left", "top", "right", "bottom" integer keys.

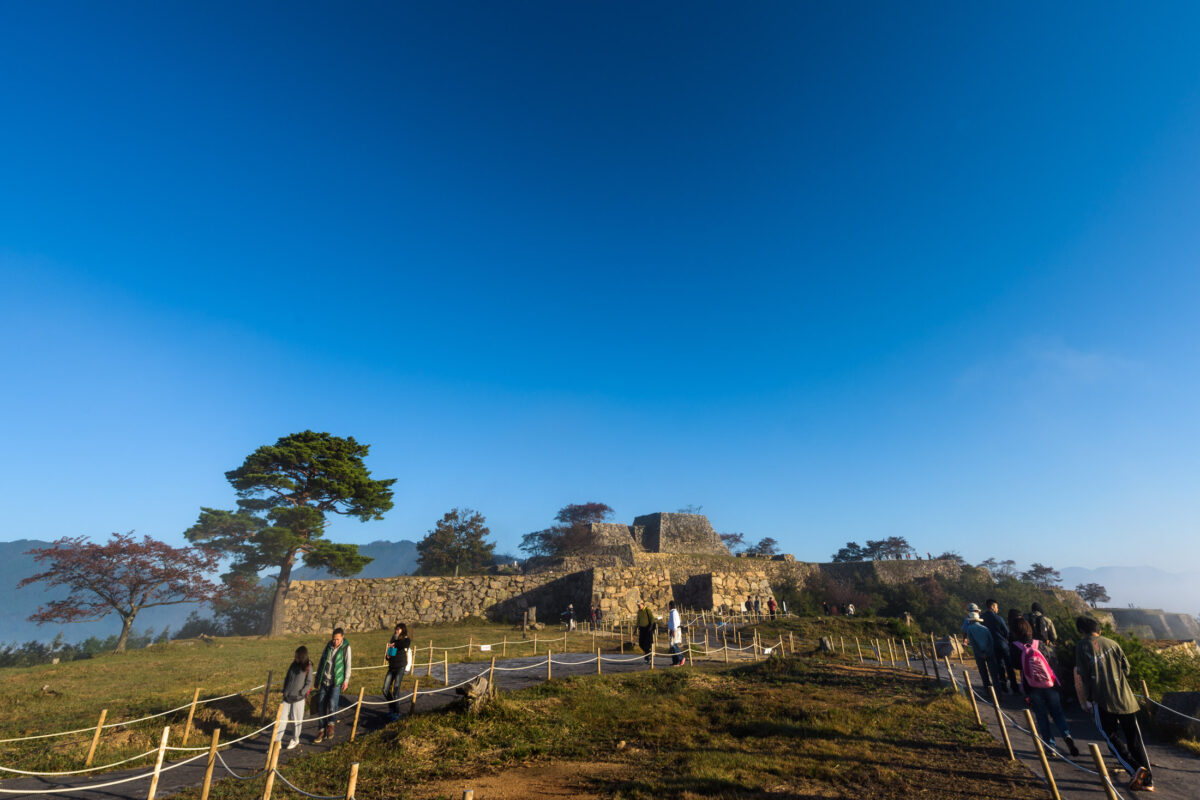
[{"left": 667, "top": 601, "right": 685, "bottom": 667}]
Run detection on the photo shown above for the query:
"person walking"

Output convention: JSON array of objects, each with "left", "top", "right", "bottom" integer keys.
[
  {"left": 753, "top": 597, "right": 761, "bottom": 617},
  {"left": 313, "top": 627, "right": 352, "bottom": 743},
  {"left": 962, "top": 610, "right": 1003, "bottom": 692},
  {"left": 1012, "top": 618, "right": 1079, "bottom": 756},
  {"left": 382, "top": 622, "right": 411, "bottom": 722},
  {"left": 1025, "top": 603, "right": 1058, "bottom": 646},
  {"left": 667, "top": 600, "right": 686, "bottom": 667},
  {"left": 277, "top": 646, "right": 313, "bottom": 750},
  {"left": 982, "top": 599, "right": 1017, "bottom": 693},
  {"left": 767, "top": 597, "right": 777, "bottom": 620},
  {"left": 744, "top": 596, "right": 753, "bottom": 616},
  {"left": 1075, "top": 616, "right": 1154, "bottom": 792},
  {"left": 636, "top": 600, "right": 658, "bottom": 665}
]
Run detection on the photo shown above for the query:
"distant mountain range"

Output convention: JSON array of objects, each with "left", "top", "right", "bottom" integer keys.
[
  {"left": 0, "top": 538, "right": 421, "bottom": 645},
  {"left": 1058, "top": 565, "right": 1200, "bottom": 616}
]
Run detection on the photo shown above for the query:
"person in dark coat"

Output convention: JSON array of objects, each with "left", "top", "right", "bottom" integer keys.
[
  {"left": 382, "top": 622, "right": 411, "bottom": 722},
  {"left": 635, "top": 600, "right": 658, "bottom": 664},
  {"left": 982, "top": 599, "right": 1016, "bottom": 692}
]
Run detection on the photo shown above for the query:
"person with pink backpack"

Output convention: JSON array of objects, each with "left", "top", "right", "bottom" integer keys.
[{"left": 1012, "top": 618, "right": 1079, "bottom": 756}]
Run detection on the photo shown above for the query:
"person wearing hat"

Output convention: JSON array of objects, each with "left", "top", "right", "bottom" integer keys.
[{"left": 962, "top": 610, "right": 1003, "bottom": 692}]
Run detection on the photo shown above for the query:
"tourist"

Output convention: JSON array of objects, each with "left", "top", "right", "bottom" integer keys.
[
  {"left": 563, "top": 603, "right": 576, "bottom": 631},
  {"left": 981, "top": 599, "right": 1016, "bottom": 693},
  {"left": 753, "top": 597, "right": 761, "bottom": 617},
  {"left": 382, "top": 622, "right": 411, "bottom": 722},
  {"left": 744, "top": 596, "right": 753, "bottom": 616},
  {"left": 847, "top": 602, "right": 856, "bottom": 616},
  {"left": 1075, "top": 616, "right": 1154, "bottom": 791},
  {"left": 962, "top": 610, "right": 1003, "bottom": 692},
  {"left": 636, "top": 600, "right": 657, "bottom": 664},
  {"left": 1025, "top": 603, "right": 1058, "bottom": 646},
  {"left": 1012, "top": 618, "right": 1078, "bottom": 755},
  {"left": 822, "top": 600, "right": 831, "bottom": 616},
  {"left": 667, "top": 600, "right": 686, "bottom": 666},
  {"left": 313, "top": 627, "right": 352, "bottom": 743},
  {"left": 277, "top": 646, "right": 313, "bottom": 750},
  {"left": 767, "top": 597, "right": 777, "bottom": 619}
]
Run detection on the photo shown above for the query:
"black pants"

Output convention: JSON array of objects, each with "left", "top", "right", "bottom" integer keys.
[
  {"left": 638, "top": 625, "right": 654, "bottom": 656},
  {"left": 1096, "top": 706, "right": 1152, "bottom": 784},
  {"left": 383, "top": 669, "right": 404, "bottom": 715},
  {"left": 992, "top": 646, "right": 1016, "bottom": 691}
]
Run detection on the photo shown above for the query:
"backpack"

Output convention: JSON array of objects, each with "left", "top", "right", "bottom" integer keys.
[{"left": 1019, "top": 640, "right": 1056, "bottom": 689}]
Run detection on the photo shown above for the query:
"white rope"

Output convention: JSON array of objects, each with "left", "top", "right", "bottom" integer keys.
[
  {"left": 0, "top": 684, "right": 267, "bottom": 744},
  {"left": 0, "top": 747, "right": 161, "bottom": 776},
  {"left": 216, "top": 750, "right": 265, "bottom": 781},
  {"left": 165, "top": 719, "right": 278, "bottom": 751},
  {"left": 270, "top": 768, "right": 344, "bottom": 799},
  {"left": 0, "top": 751, "right": 208, "bottom": 795},
  {"left": 1138, "top": 693, "right": 1200, "bottom": 723},
  {"left": 492, "top": 661, "right": 546, "bottom": 672}
]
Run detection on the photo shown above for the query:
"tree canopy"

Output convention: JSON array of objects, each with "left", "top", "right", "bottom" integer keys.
[
  {"left": 830, "top": 537, "right": 914, "bottom": 562},
  {"left": 1075, "top": 582, "right": 1111, "bottom": 608},
  {"left": 416, "top": 508, "right": 495, "bottom": 576},
  {"left": 185, "top": 430, "right": 395, "bottom": 636},
  {"left": 18, "top": 532, "right": 220, "bottom": 652},
  {"left": 1021, "top": 562, "right": 1062, "bottom": 590},
  {"left": 744, "top": 537, "right": 780, "bottom": 556},
  {"left": 519, "top": 502, "right": 613, "bottom": 558}
]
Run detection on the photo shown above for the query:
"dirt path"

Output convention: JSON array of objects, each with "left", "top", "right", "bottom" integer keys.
[{"left": 0, "top": 648, "right": 676, "bottom": 800}]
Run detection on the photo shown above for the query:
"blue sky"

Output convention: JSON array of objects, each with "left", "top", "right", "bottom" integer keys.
[{"left": 3, "top": 2, "right": 1200, "bottom": 572}]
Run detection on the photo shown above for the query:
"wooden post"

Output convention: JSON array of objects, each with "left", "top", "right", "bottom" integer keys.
[
  {"left": 468, "top": 636, "right": 473, "bottom": 658},
  {"left": 1024, "top": 708, "right": 1063, "bottom": 800},
  {"left": 349, "top": 687, "right": 365, "bottom": 741},
  {"left": 944, "top": 658, "right": 959, "bottom": 693},
  {"left": 650, "top": 642, "right": 656, "bottom": 670},
  {"left": 502, "top": 634, "right": 507, "bottom": 657},
  {"left": 146, "top": 726, "right": 170, "bottom": 800},
  {"left": 988, "top": 685, "right": 1014, "bottom": 760},
  {"left": 265, "top": 701, "right": 285, "bottom": 769},
  {"left": 1141, "top": 678, "right": 1152, "bottom": 709},
  {"left": 410, "top": 679, "right": 419, "bottom": 714},
  {"left": 488, "top": 656, "right": 496, "bottom": 695},
  {"left": 199, "top": 728, "right": 220, "bottom": 800},
  {"left": 723, "top": 635, "right": 730, "bottom": 663},
  {"left": 444, "top": 651, "right": 449, "bottom": 684},
  {"left": 963, "top": 669, "right": 983, "bottom": 727},
  {"left": 596, "top": 649, "right": 602, "bottom": 674},
  {"left": 855, "top": 637, "right": 863, "bottom": 664},
  {"left": 428, "top": 641, "right": 434, "bottom": 676},
  {"left": 261, "top": 712, "right": 286, "bottom": 800},
  {"left": 956, "top": 634, "right": 966, "bottom": 665},
  {"left": 84, "top": 708, "right": 107, "bottom": 767},
  {"left": 533, "top": 631, "right": 538, "bottom": 653},
  {"left": 929, "top": 632, "right": 938, "bottom": 664},
  {"left": 345, "top": 762, "right": 360, "bottom": 800},
  {"left": 1088, "top": 743, "right": 1121, "bottom": 800},
  {"left": 180, "top": 688, "right": 202, "bottom": 746},
  {"left": 901, "top": 639, "right": 910, "bottom": 670},
  {"left": 260, "top": 670, "right": 274, "bottom": 723},
  {"left": 931, "top": 646, "right": 941, "bottom": 681},
  {"left": 840, "top": 636, "right": 845, "bottom": 655},
  {"left": 919, "top": 643, "right": 929, "bottom": 675},
  {"left": 592, "top": 629, "right": 596, "bottom": 652},
  {"left": 547, "top": 649, "right": 552, "bottom": 681}
]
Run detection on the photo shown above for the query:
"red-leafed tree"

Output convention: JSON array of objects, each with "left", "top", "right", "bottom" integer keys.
[
  {"left": 18, "top": 532, "right": 222, "bottom": 653},
  {"left": 519, "top": 502, "right": 615, "bottom": 557}
]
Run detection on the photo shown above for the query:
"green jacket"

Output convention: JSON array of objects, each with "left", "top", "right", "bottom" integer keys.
[
  {"left": 315, "top": 640, "right": 351, "bottom": 688},
  {"left": 1076, "top": 635, "right": 1139, "bottom": 715},
  {"left": 636, "top": 607, "right": 657, "bottom": 629}
]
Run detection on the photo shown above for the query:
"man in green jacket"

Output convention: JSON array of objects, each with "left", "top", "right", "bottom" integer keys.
[
  {"left": 1075, "top": 617, "right": 1153, "bottom": 792},
  {"left": 636, "top": 600, "right": 657, "bottom": 665},
  {"left": 313, "top": 627, "right": 352, "bottom": 744}
]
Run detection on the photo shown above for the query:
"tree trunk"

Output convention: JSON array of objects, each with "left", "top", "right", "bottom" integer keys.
[
  {"left": 114, "top": 613, "right": 136, "bottom": 653},
  {"left": 268, "top": 556, "right": 295, "bottom": 638}
]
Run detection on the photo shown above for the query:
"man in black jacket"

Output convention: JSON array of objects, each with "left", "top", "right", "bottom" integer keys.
[{"left": 982, "top": 599, "right": 1016, "bottom": 692}]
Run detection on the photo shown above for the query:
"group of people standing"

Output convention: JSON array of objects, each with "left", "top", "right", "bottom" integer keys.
[
  {"left": 273, "top": 623, "right": 413, "bottom": 750},
  {"left": 635, "top": 599, "right": 687, "bottom": 666},
  {"left": 961, "top": 601, "right": 1155, "bottom": 792}
]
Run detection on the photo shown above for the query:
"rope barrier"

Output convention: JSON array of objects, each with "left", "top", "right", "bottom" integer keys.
[
  {"left": 216, "top": 750, "right": 267, "bottom": 781},
  {"left": 1137, "top": 693, "right": 1200, "bottom": 723},
  {"left": 0, "top": 748, "right": 161, "bottom": 776},
  {"left": 0, "top": 750, "right": 209, "bottom": 795},
  {"left": 270, "top": 767, "right": 345, "bottom": 799}
]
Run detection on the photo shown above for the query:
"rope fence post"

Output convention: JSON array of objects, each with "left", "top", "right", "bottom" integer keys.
[
  {"left": 887, "top": 639, "right": 896, "bottom": 668},
  {"left": 1087, "top": 743, "right": 1121, "bottom": 800},
  {"left": 84, "top": 708, "right": 107, "bottom": 767},
  {"left": 650, "top": 642, "right": 656, "bottom": 670},
  {"left": 547, "top": 650, "right": 552, "bottom": 681},
  {"left": 855, "top": 637, "right": 863, "bottom": 664},
  {"left": 957, "top": 634, "right": 966, "bottom": 665},
  {"left": 533, "top": 631, "right": 538, "bottom": 653},
  {"left": 345, "top": 761, "right": 360, "bottom": 800},
  {"left": 265, "top": 701, "right": 285, "bottom": 770},
  {"left": 199, "top": 728, "right": 220, "bottom": 800},
  {"left": 182, "top": 687, "right": 201, "bottom": 746},
  {"left": 502, "top": 634, "right": 507, "bottom": 657},
  {"left": 789, "top": 632, "right": 795, "bottom": 653},
  {"left": 146, "top": 726, "right": 170, "bottom": 800},
  {"left": 597, "top": 649, "right": 602, "bottom": 674},
  {"left": 988, "top": 685, "right": 1015, "bottom": 760},
  {"left": 1023, "top": 708, "right": 1063, "bottom": 800},
  {"left": 1141, "top": 678, "right": 1152, "bottom": 711},
  {"left": 488, "top": 656, "right": 497, "bottom": 696},
  {"left": 350, "top": 687, "right": 365, "bottom": 742},
  {"left": 261, "top": 715, "right": 285, "bottom": 800},
  {"left": 944, "top": 658, "right": 960, "bottom": 693},
  {"left": 840, "top": 635, "right": 845, "bottom": 655},
  {"left": 260, "top": 670, "right": 274, "bottom": 723},
  {"left": 410, "top": 680, "right": 419, "bottom": 714},
  {"left": 963, "top": 670, "right": 983, "bottom": 727},
  {"left": 901, "top": 639, "right": 910, "bottom": 671},
  {"left": 931, "top": 646, "right": 941, "bottom": 682},
  {"left": 444, "top": 651, "right": 449, "bottom": 684}
]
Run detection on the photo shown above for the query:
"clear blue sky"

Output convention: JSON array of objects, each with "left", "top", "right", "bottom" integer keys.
[{"left": 3, "top": 3, "right": 1199, "bottom": 572}]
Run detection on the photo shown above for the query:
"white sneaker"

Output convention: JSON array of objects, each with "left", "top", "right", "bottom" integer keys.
[{"left": 287, "top": 740, "right": 300, "bottom": 750}]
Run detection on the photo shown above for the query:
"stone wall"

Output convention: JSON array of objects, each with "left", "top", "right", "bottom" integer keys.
[
  {"left": 633, "top": 513, "right": 731, "bottom": 556},
  {"left": 1103, "top": 608, "right": 1200, "bottom": 641}
]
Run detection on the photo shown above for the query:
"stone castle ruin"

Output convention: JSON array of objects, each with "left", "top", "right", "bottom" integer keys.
[{"left": 281, "top": 512, "right": 963, "bottom": 635}]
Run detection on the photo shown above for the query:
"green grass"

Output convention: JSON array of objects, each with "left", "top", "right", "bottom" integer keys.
[
  {"left": 172, "top": 653, "right": 1047, "bottom": 800},
  {"left": 0, "top": 619, "right": 627, "bottom": 773}
]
